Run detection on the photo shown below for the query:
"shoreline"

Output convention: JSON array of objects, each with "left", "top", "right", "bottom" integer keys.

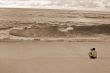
[{"left": 0, "top": 37, "right": 109, "bottom": 42}]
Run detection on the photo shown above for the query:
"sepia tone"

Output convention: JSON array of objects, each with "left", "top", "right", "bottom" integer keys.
[{"left": 0, "top": 0, "right": 110, "bottom": 73}]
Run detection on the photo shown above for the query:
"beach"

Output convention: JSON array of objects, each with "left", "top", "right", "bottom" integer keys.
[
  {"left": 0, "top": 8, "right": 109, "bottom": 73},
  {"left": 0, "top": 41, "right": 109, "bottom": 73}
]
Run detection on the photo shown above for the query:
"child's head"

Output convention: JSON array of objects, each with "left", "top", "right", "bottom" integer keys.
[{"left": 93, "top": 48, "right": 95, "bottom": 50}]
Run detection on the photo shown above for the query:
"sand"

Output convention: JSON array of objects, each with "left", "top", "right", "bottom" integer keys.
[{"left": 0, "top": 41, "right": 109, "bottom": 73}]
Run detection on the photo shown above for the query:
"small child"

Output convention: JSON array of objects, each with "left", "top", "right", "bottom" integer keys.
[{"left": 88, "top": 48, "right": 97, "bottom": 59}]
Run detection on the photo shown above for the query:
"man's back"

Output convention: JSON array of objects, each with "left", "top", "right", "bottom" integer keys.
[
  {"left": 91, "top": 51, "right": 97, "bottom": 58},
  {"left": 89, "top": 50, "right": 97, "bottom": 59}
]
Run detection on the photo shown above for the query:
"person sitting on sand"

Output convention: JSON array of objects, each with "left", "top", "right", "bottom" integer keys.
[{"left": 88, "top": 48, "right": 97, "bottom": 59}]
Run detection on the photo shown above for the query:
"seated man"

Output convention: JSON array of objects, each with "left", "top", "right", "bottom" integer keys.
[{"left": 88, "top": 48, "right": 97, "bottom": 59}]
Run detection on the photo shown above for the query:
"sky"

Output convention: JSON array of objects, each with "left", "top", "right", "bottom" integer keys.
[{"left": 0, "top": 0, "right": 110, "bottom": 10}]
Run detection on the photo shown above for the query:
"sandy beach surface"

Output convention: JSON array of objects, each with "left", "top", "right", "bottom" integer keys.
[{"left": 0, "top": 41, "right": 109, "bottom": 73}]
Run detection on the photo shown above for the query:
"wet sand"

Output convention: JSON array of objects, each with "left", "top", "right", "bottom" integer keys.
[{"left": 0, "top": 41, "right": 110, "bottom": 73}]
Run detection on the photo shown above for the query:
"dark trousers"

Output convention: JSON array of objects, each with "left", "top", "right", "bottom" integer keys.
[{"left": 90, "top": 56, "right": 97, "bottom": 59}]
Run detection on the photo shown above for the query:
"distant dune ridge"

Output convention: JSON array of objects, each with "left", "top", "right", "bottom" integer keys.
[{"left": 0, "top": 8, "right": 110, "bottom": 41}]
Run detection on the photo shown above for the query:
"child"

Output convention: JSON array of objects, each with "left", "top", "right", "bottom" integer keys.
[{"left": 88, "top": 48, "right": 97, "bottom": 59}]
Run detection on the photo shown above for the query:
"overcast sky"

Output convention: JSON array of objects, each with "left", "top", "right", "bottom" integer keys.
[{"left": 0, "top": 0, "right": 110, "bottom": 10}]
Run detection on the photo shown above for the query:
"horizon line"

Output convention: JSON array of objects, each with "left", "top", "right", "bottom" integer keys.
[{"left": 0, "top": 7, "right": 110, "bottom": 12}]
